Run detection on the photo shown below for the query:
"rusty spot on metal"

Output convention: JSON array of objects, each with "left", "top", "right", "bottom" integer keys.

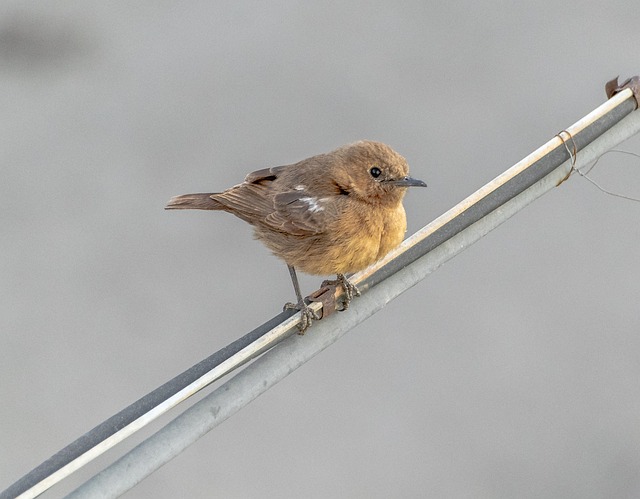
[
  {"left": 308, "top": 285, "right": 337, "bottom": 319},
  {"left": 606, "top": 76, "right": 640, "bottom": 108}
]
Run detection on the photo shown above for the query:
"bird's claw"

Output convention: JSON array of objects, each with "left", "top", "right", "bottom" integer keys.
[
  {"left": 283, "top": 301, "right": 321, "bottom": 334},
  {"left": 322, "top": 274, "right": 360, "bottom": 311}
]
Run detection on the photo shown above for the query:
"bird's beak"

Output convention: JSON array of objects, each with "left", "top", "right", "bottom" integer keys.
[{"left": 386, "top": 176, "right": 427, "bottom": 188}]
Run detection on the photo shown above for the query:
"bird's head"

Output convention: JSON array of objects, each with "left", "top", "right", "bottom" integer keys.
[{"left": 334, "top": 140, "right": 427, "bottom": 206}]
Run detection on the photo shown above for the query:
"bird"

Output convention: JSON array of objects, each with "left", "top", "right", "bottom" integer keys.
[{"left": 166, "top": 140, "right": 426, "bottom": 332}]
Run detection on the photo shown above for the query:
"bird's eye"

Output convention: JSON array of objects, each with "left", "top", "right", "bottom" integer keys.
[{"left": 369, "top": 166, "right": 382, "bottom": 178}]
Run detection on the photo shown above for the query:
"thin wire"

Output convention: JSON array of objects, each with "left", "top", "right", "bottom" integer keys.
[
  {"left": 575, "top": 149, "right": 640, "bottom": 203},
  {"left": 555, "top": 130, "right": 577, "bottom": 186},
  {"left": 581, "top": 149, "right": 640, "bottom": 175},
  {"left": 556, "top": 130, "right": 640, "bottom": 203}
]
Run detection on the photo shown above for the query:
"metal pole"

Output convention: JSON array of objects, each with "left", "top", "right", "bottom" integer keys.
[
  {"left": 66, "top": 88, "right": 640, "bottom": 498},
  {"left": 1, "top": 312, "right": 301, "bottom": 499},
  {"left": 2, "top": 81, "right": 638, "bottom": 499}
]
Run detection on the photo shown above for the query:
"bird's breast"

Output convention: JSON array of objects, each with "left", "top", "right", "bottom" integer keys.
[{"left": 317, "top": 201, "right": 407, "bottom": 275}]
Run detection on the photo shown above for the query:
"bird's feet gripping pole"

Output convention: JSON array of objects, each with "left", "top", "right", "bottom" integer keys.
[
  {"left": 322, "top": 273, "right": 361, "bottom": 311},
  {"left": 284, "top": 265, "right": 321, "bottom": 334}
]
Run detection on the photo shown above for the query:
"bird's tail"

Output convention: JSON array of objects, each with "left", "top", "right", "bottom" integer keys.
[{"left": 165, "top": 193, "right": 224, "bottom": 210}]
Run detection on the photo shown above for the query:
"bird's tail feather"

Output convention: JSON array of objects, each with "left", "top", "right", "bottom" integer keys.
[{"left": 165, "top": 193, "right": 223, "bottom": 210}]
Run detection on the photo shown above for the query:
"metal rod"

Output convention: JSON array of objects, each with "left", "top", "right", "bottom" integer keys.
[
  {"left": 68, "top": 89, "right": 640, "bottom": 498},
  {"left": 2, "top": 85, "right": 638, "bottom": 499},
  {"left": 1, "top": 312, "right": 303, "bottom": 499}
]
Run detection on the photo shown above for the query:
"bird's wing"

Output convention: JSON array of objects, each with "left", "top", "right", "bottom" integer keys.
[
  {"left": 243, "top": 165, "right": 287, "bottom": 184},
  {"left": 266, "top": 190, "right": 341, "bottom": 236},
  {"left": 207, "top": 165, "right": 287, "bottom": 223},
  {"left": 214, "top": 165, "right": 342, "bottom": 236}
]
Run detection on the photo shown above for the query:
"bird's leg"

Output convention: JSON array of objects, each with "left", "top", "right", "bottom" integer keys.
[
  {"left": 283, "top": 265, "right": 321, "bottom": 334},
  {"left": 322, "top": 273, "right": 361, "bottom": 310}
]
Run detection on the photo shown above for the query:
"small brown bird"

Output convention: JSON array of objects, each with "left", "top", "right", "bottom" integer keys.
[{"left": 166, "top": 140, "right": 426, "bottom": 332}]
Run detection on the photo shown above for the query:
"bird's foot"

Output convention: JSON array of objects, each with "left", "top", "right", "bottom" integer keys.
[
  {"left": 283, "top": 300, "right": 321, "bottom": 334},
  {"left": 322, "top": 274, "right": 360, "bottom": 311}
]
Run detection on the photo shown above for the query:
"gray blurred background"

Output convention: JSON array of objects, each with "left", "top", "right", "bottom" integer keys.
[{"left": 2, "top": 2, "right": 640, "bottom": 498}]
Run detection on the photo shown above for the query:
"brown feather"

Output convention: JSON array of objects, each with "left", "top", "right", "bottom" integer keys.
[{"left": 165, "top": 193, "right": 223, "bottom": 210}]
